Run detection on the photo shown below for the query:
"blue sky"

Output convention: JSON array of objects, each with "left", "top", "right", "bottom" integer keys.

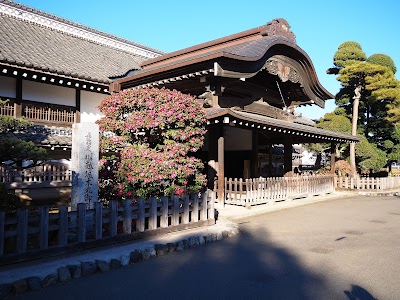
[{"left": 14, "top": 0, "right": 400, "bottom": 119}]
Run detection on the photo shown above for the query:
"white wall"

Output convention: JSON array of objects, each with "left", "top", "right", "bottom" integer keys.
[
  {"left": 224, "top": 127, "right": 252, "bottom": 151},
  {"left": 0, "top": 76, "right": 16, "bottom": 98},
  {"left": 22, "top": 80, "right": 75, "bottom": 106},
  {"left": 80, "top": 90, "right": 105, "bottom": 123}
]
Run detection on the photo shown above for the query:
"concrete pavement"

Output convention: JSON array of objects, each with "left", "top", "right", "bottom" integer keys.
[{"left": 1, "top": 188, "right": 399, "bottom": 298}]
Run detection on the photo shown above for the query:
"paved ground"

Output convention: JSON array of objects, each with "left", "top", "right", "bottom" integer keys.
[{"left": 11, "top": 195, "right": 400, "bottom": 299}]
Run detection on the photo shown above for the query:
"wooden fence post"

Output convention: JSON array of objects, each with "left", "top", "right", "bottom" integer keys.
[
  {"left": 123, "top": 199, "right": 132, "bottom": 234},
  {"left": 137, "top": 198, "right": 145, "bottom": 232},
  {"left": 234, "top": 178, "right": 238, "bottom": 203},
  {"left": 58, "top": 205, "right": 68, "bottom": 247},
  {"left": 94, "top": 202, "right": 103, "bottom": 239},
  {"left": 17, "top": 207, "right": 28, "bottom": 254},
  {"left": 239, "top": 178, "right": 244, "bottom": 206},
  {"left": 39, "top": 206, "right": 49, "bottom": 249},
  {"left": 183, "top": 194, "right": 190, "bottom": 224},
  {"left": 109, "top": 200, "right": 118, "bottom": 237},
  {"left": 192, "top": 194, "right": 199, "bottom": 222},
  {"left": 149, "top": 197, "right": 157, "bottom": 230},
  {"left": 172, "top": 195, "right": 180, "bottom": 226},
  {"left": 201, "top": 192, "right": 208, "bottom": 221},
  {"left": 208, "top": 190, "right": 215, "bottom": 220},
  {"left": 77, "top": 203, "right": 86, "bottom": 243},
  {"left": 160, "top": 196, "right": 169, "bottom": 228}
]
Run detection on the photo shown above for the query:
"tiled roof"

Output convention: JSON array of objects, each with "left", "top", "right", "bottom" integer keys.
[{"left": 0, "top": 0, "right": 163, "bottom": 83}]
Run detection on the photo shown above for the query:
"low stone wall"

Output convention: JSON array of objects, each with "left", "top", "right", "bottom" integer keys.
[{"left": 0, "top": 221, "right": 239, "bottom": 297}]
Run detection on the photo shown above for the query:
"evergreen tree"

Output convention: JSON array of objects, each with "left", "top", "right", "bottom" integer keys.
[{"left": 327, "top": 42, "right": 400, "bottom": 175}]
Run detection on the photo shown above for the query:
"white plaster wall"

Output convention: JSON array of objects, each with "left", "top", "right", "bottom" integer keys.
[
  {"left": 22, "top": 80, "right": 75, "bottom": 106},
  {"left": 80, "top": 90, "right": 105, "bottom": 123},
  {"left": 0, "top": 76, "right": 16, "bottom": 98},
  {"left": 224, "top": 127, "right": 252, "bottom": 151}
]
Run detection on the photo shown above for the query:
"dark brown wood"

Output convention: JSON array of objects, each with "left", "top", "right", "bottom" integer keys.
[
  {"left": 251, "top": 131, "right": 259, "bottom": 177},
  {"left": 330, "top": 142, "right": 336, "bottom": 175},
  {"left": 58, "top": 205, "right": 68, "bottom": 247},
  {"left": 172, "top": 195, "right": 179, "bottom": 226},
  {"left": 77, "top": 203, "right": 86, "bottom": 243},
  {"left": 217, "top": 125, "right": 225, "bottom": 207},
  {"left": 160, "top": 196, "right": 169, "bottom": 228},
  {"left": 94, "top": 202, "right": 103, "bottom": 239},
  {"left": 244, "top": 101, "right": 292, "bottom": 121},
  {"left": 75, "top": 88, "right": 81, "bottom": 123},
  {"left": 207, "top": 125, "right": 218, "bottom": 189},
  {"left": 17, "top": 208, "right": 28, "bottom": 254},
  {"left": 0, "top": 219, "right": 215, "bottom": 267},
  {"left": 137, "top": 198, "right": 145, "bottom": 232},
  {"left": 39, "top": 206, "right": 49, "bottom": 249},
  {"left": 109, "top": 200, "right": 118, "bottom": 237},
  {"left": 268, "top": 145, "right": 273, "bottom": 176},
  {"left": 283, "top": 141, "right": 292, "bottom": 174},
  {"left": 149, "top": 197, "right": 157, "bottom": 230},
  {"left": 183, "top": 194, "right": 189, "bottom": 224},
  {"left": 14, "top": 77, "right": 22, "bottom": 118}
]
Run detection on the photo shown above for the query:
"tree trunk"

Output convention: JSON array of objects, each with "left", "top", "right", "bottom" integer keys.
[{"left": 350, "top": 86, "right": 361, "bottom": 178}]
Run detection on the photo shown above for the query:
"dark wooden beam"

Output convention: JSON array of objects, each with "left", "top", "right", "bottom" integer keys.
[
  {"left": 283, "top": 139, "right": 293, "bottom": 174},
  {"left": 251, "top": 131, "right": 259, "bottom": 177},
  {"left": 207, "top": 125, "right": 218, "bottom": 189},
  {"left": 268, "top": 144, "right": 273, "bottom": 176},
  {"left": 14, "top": 77, "right": 22, "bottom": 118},
  {"left": 217, "top": 125, "right": 225, "bottom": 208},
  {"left": 330, "top": 142, "right": 336, "bottom": 175},
  {"left": 75, "top": 89, "right": 81, "bottom": 123}
]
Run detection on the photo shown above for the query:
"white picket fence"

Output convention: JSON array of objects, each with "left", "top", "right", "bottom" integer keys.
[
  {"left": 335, "top": 176, "right": 400, "bottom": 190},
  {"left": 223, "top": 175, "right": 334, "bottom": 207}
]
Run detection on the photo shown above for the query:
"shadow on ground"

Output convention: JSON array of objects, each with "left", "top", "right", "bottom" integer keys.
[
  {"left": 344, "top": 284, "right": 377, "bottom": 300},
  {"left": 12, "top": 225, "right": 370, "bottom": 300}
]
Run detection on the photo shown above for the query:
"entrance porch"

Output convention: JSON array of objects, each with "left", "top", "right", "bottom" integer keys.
[{"left": 204, "top": 108, "right": 357, "bottom": 208}]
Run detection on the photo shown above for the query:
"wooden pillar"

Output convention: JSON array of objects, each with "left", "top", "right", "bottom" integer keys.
[
  {"left": 207, "top": 125, "right": 218, "bottom": 189},
  {"left": 75, "top": 89, "right": 81, "bottom": 123},
  {"left": 268, "top": 144, "right": 273, "bottom": 176},
  {"left": 330, "top": 142, "right": 336, "bottom": 175},
  {"left": 14, "top": 77, "right": 22, "bottom": 118},
  {"left": 251, "top": 131, "right": 259, "bottom": 178},
  {"left": 283, "top": 140, "right": 293, "bottom": 175},
  {"left": 217, "top": 125, "right": 225, "bottom": 208}
]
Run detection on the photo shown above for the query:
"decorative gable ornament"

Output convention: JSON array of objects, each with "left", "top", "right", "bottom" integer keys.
[
  {"left": 264, "top": 59, "right": 300, "bottom": 83},
  {"left": 260, "top": 18, "right": 296, "bottom": 43}
]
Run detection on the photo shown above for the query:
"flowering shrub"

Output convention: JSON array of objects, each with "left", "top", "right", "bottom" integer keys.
[{"left": 97, "top": 87, "right": 207, "bottom": 200}]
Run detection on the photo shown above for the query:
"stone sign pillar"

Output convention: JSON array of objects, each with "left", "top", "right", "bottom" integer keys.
[{"left": 71, "top": 123, "right": 99, "bottom": 210}]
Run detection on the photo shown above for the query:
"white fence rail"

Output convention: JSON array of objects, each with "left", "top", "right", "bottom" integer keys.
[
  {"left": 335, "top": 176, "right": 400, "bottom": 190},
  {"left": 222, "top": 175, "right": 334, "bottom": 207}
]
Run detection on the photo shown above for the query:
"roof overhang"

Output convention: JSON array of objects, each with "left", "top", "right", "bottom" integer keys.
[
  {"left": 206, "top": 108, "right": 360, "bottom": 144},
  {"left": 111, "top": 19, "right": 333, "bottom": 108}
]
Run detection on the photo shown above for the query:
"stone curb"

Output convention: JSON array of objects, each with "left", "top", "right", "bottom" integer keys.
[
  {"left": 0, "top": 222, "right": 239, "bottom": 298},
  {"left": 358, "top": 191, "right": 400, "bottom": 197}
]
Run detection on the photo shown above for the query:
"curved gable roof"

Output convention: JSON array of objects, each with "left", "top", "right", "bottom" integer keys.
[{"left": 115, "top": 19, "right": 332, "bottom": 105}]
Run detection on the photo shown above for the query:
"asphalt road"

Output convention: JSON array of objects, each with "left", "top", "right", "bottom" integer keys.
[{"left": 14, "top": 196, "right": 400, "bottom": 300}]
